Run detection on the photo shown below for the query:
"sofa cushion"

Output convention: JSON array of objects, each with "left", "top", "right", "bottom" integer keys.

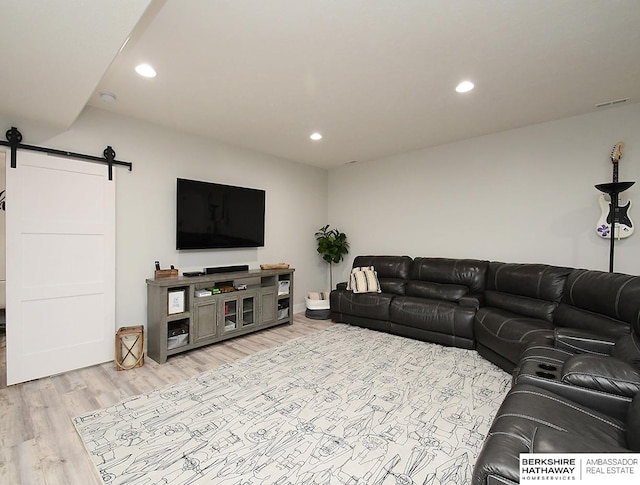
[
  {"left": 379, "top": 279, "right": 409, "bottom": 295},
  {"left": 390, "top": 296, "right": 475, "bottom": 340},
  {"left": 352, "top": 255, "right": 412, "bottom": 280},
  {"left": 553, "top": 303, "right": 630, "bottom": 337},
  {"left": 482, "top": 263, "right": 572, "bottom": 326},
  {"left": 486, "top": 262, "right": 572, "bottom": 301},
  {"left": 406, "top": 281, "right": 468, "bottom": 302},
  {"left": 475, "top": 307, "right": 555, "bottom": 364},
  {"left": 351, "top": 256, "right": 412, "bottom": 296},
  {"left": 329, "top": 290, "right": 394, "bottom": 320},
  {"left": 556, "top": 268, "right": 640, "bottom": 335},
  {"left": 410, "top": 257, "right": 489, "bottom": 294},
  {"left": 484, "top": 290, "right": 558, "bottom": 322},
  {"left": 472, "top": 384, "right": 627, "bottom": 485}
]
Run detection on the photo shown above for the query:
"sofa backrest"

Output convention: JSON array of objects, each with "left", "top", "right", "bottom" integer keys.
[
  {"left": 352, "top": 255, "right": 413, "bottom": 295},
  {"left": 554, "top": 269, "right": 640, "bottom": 337},
  {"left": 484, "top": 262, "right": 572, "bottom": 322},
  {"left": 407, "top": 257, "right": 488, "bottom": 302}
]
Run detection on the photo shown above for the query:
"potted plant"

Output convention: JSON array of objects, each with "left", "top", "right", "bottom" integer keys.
[
  {"left": 315, "top": 224, "right": 349, "bottom": 290},
  {"left": 306, "top": 225, "right": 349, "bottom": 320}
]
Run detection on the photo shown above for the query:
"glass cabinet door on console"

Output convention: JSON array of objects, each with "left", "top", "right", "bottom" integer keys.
[
  {"left": 222, "top": 298, "right": 238, "bottom": 333},
  {"left": 241, "top": 294, "right": 256, "bottom": 328},
  {"left": 220, "top": 292, "right": 257, "bottom": 335}
]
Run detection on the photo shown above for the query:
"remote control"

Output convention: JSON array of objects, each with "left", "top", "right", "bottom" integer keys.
[{"left": 183, "top": 271, "right": 204, "bottom": 277}]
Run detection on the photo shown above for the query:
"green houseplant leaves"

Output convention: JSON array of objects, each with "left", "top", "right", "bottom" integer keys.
[{"left": 315, "top": 224, "right": 349, "bottom": 289}]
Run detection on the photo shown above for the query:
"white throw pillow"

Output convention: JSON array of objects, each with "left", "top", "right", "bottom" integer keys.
[
  {"left": 349, "top": 267, "right": 381, "bottom": 294},
  {"left": 346, "top": 266, "right": 374, "bottom": 290}
]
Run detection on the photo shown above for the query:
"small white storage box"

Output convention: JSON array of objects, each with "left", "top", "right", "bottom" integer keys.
[
  {"left": 278, "top": 299, "right": 290, "bottom": 320},
  {"left": 305, "top": 292, "right": 330, "bottom": 320},
  {"left": 167, "top": 333, "right": 189, "bottom": 350},
  {"left": 278, "top": 280, "right": 291, "bottom": 295}
]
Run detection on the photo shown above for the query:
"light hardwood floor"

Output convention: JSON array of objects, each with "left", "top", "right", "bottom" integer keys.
[{"left": 0, "top": 314, "right": 334, "bottom": 485}]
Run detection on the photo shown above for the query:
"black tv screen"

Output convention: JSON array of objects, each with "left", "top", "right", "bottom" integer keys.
[{"left": 176, "top": 178, "right": 265, "bottom": 249}]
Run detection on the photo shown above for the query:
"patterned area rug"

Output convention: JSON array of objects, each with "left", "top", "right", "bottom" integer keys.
[{"left": 74, "top": 325, "right": 511, "bottom": 484}]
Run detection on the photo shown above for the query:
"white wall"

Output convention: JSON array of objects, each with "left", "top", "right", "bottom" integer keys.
[
  {"left": 2, "top": 107, "right": 329, "bottom": 329},
  {"left": 4, "top": 101, "right": 639, "bottom": 330},
  {"left": 328, "top": 102, "right": 640, "bottom": 284}
]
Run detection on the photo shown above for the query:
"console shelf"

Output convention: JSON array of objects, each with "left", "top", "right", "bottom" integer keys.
[{"left": 146, "top": 268, "right": 294, "bottom": 363}]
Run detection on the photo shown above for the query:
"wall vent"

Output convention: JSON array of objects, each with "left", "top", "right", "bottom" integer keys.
[{"left": 595, "top": 97, "right": 630, "bottom": 109}]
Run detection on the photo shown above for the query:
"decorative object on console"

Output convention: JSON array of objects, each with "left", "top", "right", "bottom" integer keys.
[
  {"left": 315, "top": 224, "right": 349, "bottom": 289},
  {"left": 155, "top": 268, "right": 178, "bottom": 279},
  {"left": 167, "top": 289, "right": 185, "bottom": 314},
  {"left": 260, "top": 263, "right": 290, "bottom": 269},
  {"left": 595, "top": 141, "right": 635, "bottom": 272},
  {"left": 154, "top": 261, "right": 179, "bottom": 279}
]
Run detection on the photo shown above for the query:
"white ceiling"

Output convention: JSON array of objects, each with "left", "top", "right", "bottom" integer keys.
[{"left": 2, "top": 0, "right": 640, "bottom": 169}]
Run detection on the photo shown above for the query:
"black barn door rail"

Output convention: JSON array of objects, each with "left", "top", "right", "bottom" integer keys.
[{"left": 0, "top": 127, "right": 132, "bottom": 181}]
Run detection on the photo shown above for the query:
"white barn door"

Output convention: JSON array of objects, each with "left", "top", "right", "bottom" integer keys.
[{"left": 5, "top": 150, "right": 115, "bottom": 385}]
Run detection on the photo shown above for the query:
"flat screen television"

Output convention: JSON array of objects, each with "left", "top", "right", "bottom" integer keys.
[{"left": 176, "top": 178, "right": 265, "bottom": 250}]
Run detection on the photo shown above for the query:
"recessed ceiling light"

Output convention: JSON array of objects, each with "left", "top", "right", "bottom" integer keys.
[
  {"left": 455, "top": 80, "right": 475, "bottom": 93},
  {"left": 310, "top": 132, "right": 323, "bottom": 141},
  {"left": 99, "top": 92, "right": 117, "bottom": 103},
  {"left": 135, "top": 63, "right": 157, "bottom": 78}
]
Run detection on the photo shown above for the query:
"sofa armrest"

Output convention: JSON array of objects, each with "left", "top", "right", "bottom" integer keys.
[
  {"left": 554, "top": 327, "right": 617, "bottom": 355},
  {"left": 472, "top": 434, "right": 522, "bottom": 485},
  {"left": 561, "top": 354, "right": 640, "bottom": 398},
  {"left": 459, "top": 293, "right": 483, "bottom": 310},
  {"left": 531, "top": 427, "right": 632, "bottom": 453}
]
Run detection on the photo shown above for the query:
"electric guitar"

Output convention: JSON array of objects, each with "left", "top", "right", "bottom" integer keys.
[{"left": 596, "top": 142, "right": 634, "bottom": 239}]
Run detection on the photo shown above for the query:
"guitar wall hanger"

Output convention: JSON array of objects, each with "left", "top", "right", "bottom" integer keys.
[
  {"left": 595, "top": 141, "right": 635, "bottom": 272},
  {"left": 596, "top": 142, "right": 634, "bottom": 239}
]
